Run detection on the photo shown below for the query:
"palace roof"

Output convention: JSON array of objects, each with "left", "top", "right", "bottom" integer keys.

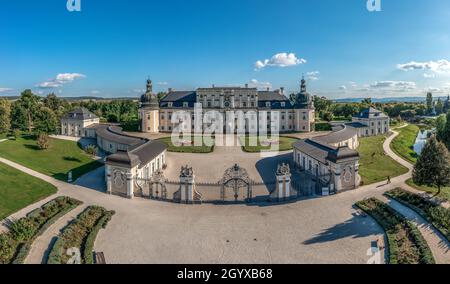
[
  {"left": 354, "top": 107, "right": 388, "bottom": 119},
  {"left": 62, "top": 108, "right": 98, "bottom": 120}
]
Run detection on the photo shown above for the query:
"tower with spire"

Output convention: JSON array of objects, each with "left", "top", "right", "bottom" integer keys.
[
  {"left": 293, "top": 76, "right": 315, "bottom": 132},
  {"left": 139, "top": 79, "right": 160, "bottom": 133}
]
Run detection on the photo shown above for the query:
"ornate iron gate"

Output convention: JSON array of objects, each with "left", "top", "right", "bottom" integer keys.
[{"left": 219, "top": 164, "right": 253, "bottom": 203}]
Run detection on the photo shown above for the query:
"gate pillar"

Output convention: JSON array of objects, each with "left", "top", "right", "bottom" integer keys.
[{"left": 271, "top": 163, "right": 292, "bottom": 201}]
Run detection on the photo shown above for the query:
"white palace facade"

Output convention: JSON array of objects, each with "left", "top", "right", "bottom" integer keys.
[{"left": 139, "top": 78, "right": 316, "bottom": 134}]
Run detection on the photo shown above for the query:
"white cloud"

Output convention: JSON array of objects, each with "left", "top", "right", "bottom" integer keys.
[
  {"left": 397, "top": 60, "right": 450, "bottom": 74},
  {"left": 255, "top": 52, "right": 306, "bottom": 70},
  {"left": 339, "top": 85, "right": 347, "bottom": 90},
  {"left": 370, "top": 81, "right": 417, "bottom": 91},
  {"left": 157, "top": 82, "right": 168, "bottom": 86},
  {"left": 38, "top": 73, "right": 86, "bottom": 89},
  {"left": 0, "top": 88, "right": 13, "bottom": 93},
  {"left": 91, "top": 90, "right": 101, "bottom": 95},
  {"left": 248, "top": 79, "right": 272, "bottom": 90},
  {"left": 307, "top": 71, "right": 320, "bottom": 81},
  {"left": 423, "top": 73, "right": 436, "bottom": 78},
  {"left": 56, "top": 73, "right": 86, "bottom": 82},
  {"left": 424, "top": 87, "right": 441, "bottom": 93}
]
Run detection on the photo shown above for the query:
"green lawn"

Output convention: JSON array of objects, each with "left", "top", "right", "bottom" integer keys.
[
  {"left": 391, "top": 124, "right": 420, "bottom": 164},
  {"left": 406, "top": 178, "right": 450, "bottom": 202},
  {"left": 358, "top": 135, "right": 409, "bottom": 185},
  {"left": 0, "top": 136, "right": 102, "bottom": 181},
  {"left": 240, "top": 136, "right": 299, "bottom": 152},
  {"left": 0, "top": 162, "right": 57, "bottom": 220},
  {"left": 156, "top": 136, "right": 215, "bottom": 153}
]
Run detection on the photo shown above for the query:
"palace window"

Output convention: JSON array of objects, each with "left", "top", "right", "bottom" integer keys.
[{"left": 281, "top": 102, "right": 286, "bottom": 107}]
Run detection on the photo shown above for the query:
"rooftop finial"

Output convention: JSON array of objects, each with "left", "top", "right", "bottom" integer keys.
[{"left": 146, "top": 78, "right": 153, "bottom": 93}]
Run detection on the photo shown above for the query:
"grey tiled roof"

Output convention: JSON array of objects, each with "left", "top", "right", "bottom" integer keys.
[
  {"left": 257, "top": 91, "right": 288, "bottom": 101},
  {"left": 312, "top": 125, "right": 357, "bottom": 145},
  {"left": 293, "top": 139, "right": 333, "bottom": 164},
  {"left": 93, "top": 124, "right": 147, "bottom": 148},
  {"left": 62, "top": 108, "right": 98, "bottom": 120},
  {"left": 354, "top": 107, "right": 388, "bottom": 119},
  {"left": 160, "top": 91, "right": 197, "bottom": 102}
]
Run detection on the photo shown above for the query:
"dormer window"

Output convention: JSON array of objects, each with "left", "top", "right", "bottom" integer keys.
[
  {"left": 281, "top": 102, "right": 286, "bottom": 107},
  {"left": 183, "top": 102, "right": 189, "bottom": 108},
  {"left": 168, "top": 102, "right": 173, "bottom": 108},
  {"left": 266, "top": 102, "right": 271, "bottom": 108}
]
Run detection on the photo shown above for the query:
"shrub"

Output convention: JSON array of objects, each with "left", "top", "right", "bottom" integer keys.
[
  {"left": 0, "top": 234, "right": 15, "bottom": 264},
  {"left": 9, "top": 218, "right": 37, "bottom": 243},
  {"left": 36, "top": 133, "right": 50, "bottom": 150},
  {"left": 85, "top": 144, "right": 98, "bottom": 157}
]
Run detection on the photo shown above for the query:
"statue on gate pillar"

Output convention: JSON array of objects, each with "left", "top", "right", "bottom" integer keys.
[
  {"left": 174, "top": 165, "right": 202, "bottom": 204},
  {"left": 271, "top": 163, "right": 292, "bottom": 201}
]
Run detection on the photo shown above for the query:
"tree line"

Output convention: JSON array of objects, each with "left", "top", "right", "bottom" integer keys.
[{"left": 0, "top": 89, "right": 139, "bottom": 135}]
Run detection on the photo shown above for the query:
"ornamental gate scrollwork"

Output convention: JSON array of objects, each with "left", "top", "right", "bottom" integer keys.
[
  {"left": 135, "top": 170, "right": 168, "bottom": 200},
  {"left": 220, "top": 164, "right": 253, "bottom": 203}
]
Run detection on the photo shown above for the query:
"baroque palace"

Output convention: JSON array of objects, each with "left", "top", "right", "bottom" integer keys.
[
  {"left": 139, "top": 78, "right": 315, "bottom": 134},
  {"left": 60, "top": 78, "right": 390, "bottom": 201}
]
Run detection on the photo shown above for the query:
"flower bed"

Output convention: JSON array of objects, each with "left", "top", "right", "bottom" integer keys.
[
  {"left": 355, "top": 198, "right": 435, "bottom": 264},
  {"left": 47, "top": 206, "right": 115, "bottom": 264},
  {"left": 0, "top": 196, "right": 82, "bottom": 264},
  {"left": 385, "top": 188, "right": 450, "bottom": 242}
]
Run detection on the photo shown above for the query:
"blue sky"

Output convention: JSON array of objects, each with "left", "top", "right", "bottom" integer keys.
[{"left": 1, "top": 0, "right": 450, "bottom": 99}]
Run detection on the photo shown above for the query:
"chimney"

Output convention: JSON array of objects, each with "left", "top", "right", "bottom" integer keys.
[
  {"left": 280, "top": 87, "right": 285, "bottom": 94},
  {"left": 266, "top": 87, "right": 270, "bottom": 91},
  {"left": 245, "top": 83, "right": 249, "bottom": 88},
  {"left": 168, "top": 88, "right": 173, "bottom": 93},
  {"left": 212, "top": 84, "right": 215, "bottom": 88}
]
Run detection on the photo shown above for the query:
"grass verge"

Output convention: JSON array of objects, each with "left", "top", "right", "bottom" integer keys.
[{"left": 358, "top": 135, "right": 409, "bottom": 185}]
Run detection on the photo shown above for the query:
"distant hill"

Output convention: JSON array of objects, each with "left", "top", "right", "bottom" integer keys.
[
  {"left": 0, "top": 95, "right": 138, "bottom": 102},
  {"left": 333, "top": 97, "right": 449, "bottom": 103}
]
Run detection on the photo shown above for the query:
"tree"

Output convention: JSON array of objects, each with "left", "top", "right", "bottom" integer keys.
[
  {"left": 436, "top": 114, "right": 447, "bottom": 142},
  {"left": 435, "top": 98, "right": 444, "bottom": 115},
  {"left": 36, "top": 133, "right": 50, "bottom": 150},
  {"left": 426, "top": 92, "right": 433, "bottom": 115},
  {"left": 35, "top": 107, "right": 58, "bottom": 134},
  {"left": 413, "top": 136, "right": 450, "bottom": 195},
  {"left": 322, "top": 111, "right": 334, "bottom": 122},
  {"left": 443, "top": 112, "right": 450, "bottom": 149},
  {"left": 0, "top": 99, "right": 11, "bottom": 134},
  {"left": 15, "top": 90, "right": 40, "bottom": 133}
]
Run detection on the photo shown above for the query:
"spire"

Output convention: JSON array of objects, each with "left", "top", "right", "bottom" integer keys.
[
  {"left": 300, "top": 74, "right": 307, "bottom": 93},
  {"left": 146, "top": 78, "right": 153, "bottom": 93}
]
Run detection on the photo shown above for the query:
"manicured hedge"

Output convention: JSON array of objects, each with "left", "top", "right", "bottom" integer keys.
[
  {"left": 385, "top": 188, "right": 450, "bottom": 242},
  {"left": 47, "top": 206, "right": 114, "bottom": 264},
  {"left": 356, "top": 198, "right": 435, "bottom": 264},
  {"left": 0, "top": 196, "right": 82, "bottom": 264},
  {"left": 83, "top": 211, "right": 115, "bottom": 264}
]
